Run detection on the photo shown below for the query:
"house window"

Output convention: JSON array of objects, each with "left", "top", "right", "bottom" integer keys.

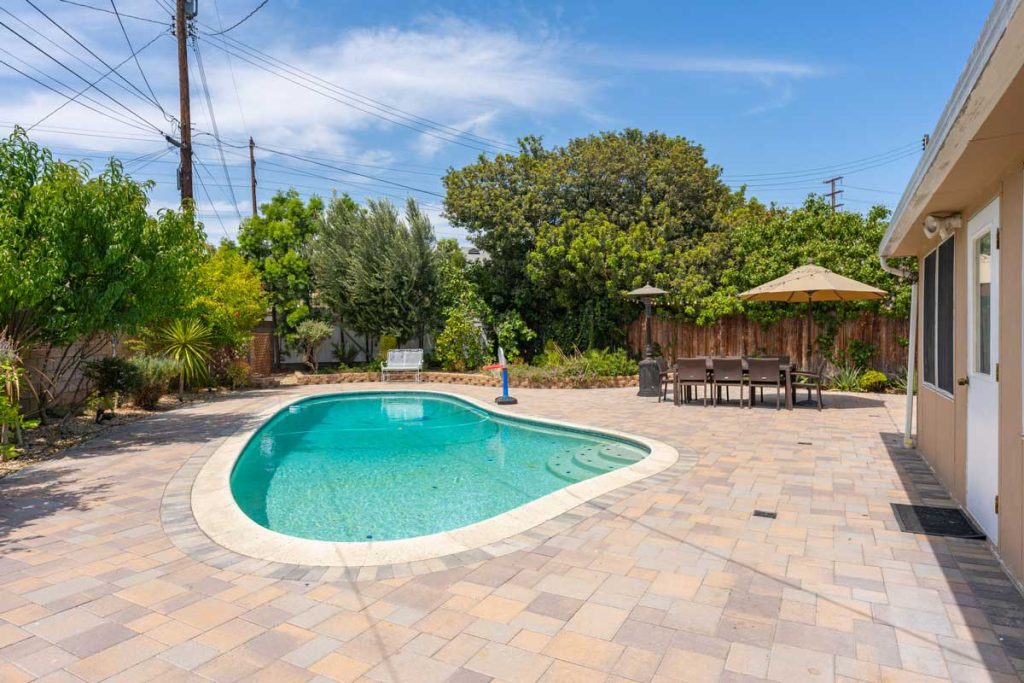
[{"left": 922, "top": 236, "right": 955, "bottom": 394}]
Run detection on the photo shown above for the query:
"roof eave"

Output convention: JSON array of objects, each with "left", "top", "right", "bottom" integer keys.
[{"left": 879, "top": 0, "right": 1021, "bottom": 258}]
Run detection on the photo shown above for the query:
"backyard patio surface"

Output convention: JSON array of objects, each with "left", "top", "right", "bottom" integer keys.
[{"left": 1, "top": 384, "right": 1023, "bottom": 683}]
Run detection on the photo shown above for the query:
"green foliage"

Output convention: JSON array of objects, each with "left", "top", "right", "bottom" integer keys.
[
  {"left": 238, "top": 189, "right": 323, "bottom": 346},
  {"left": 0, "top": 128, "right": 205, "bottom": 415},
  {"left": 129, "top": 355, "right": 179, "bottom": 409},
  {"left": 444, "top": 129, "right": 738, "bottom": 348},
  {"left": 313, "top": 196, "right": 439, "bottom": 352},
  {"left": 83, "top": 357, "right": 141, "bottom": 404},
  {"left": 435, "top": 304, "right": 490, "bottom": 372},
  {"left": 377, "top": 334, "right": 398, "bottom": 362},
  {"left": 295, "top": 319, "right": 333, "bottom": 371},
  {"left": 828, "top": 364, "right": 863, "bottom": 392},
  {"left": 508, "top": 347, "right": 638, "bottom": 386},
  {"left": 494, "top": 311, "right": 536, "bottom": 362},
  {"left": 193, "top": 241, "right": 269, "bottom": 351},
  {"left": 159, "top": 319, "right": 213, "bottom": 396},
  {"left": 0, "top": 394, "right": 38, "bottom": 460},
  {"left": 846, "top": 339, "right": 876, "bottom": 370},
  {"left": 859, "top": 370, "right": 888, "bottom": 393},
  {"left": 675, "top": 197, "right": 911, "bottom": 326},
  {"left": 226, "top": 359, "right": 251, "bottom": 389}
]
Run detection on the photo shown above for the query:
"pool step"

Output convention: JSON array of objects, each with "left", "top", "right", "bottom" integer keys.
[
  {"left": 572, "top": 451, "right": 622, "bottom": 474},
  {"left": 546, "top": 452, "right": 597, "bottom": 483}
]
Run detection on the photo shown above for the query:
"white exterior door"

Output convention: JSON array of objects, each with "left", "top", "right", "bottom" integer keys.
[{"left": 965, "top": 197, "right": 1000, "bottom": 541}]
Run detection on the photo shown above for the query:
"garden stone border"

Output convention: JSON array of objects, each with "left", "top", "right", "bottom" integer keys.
[
  {"left": 162, "top": 386, "right": 693, "bottom": 578},
  {"left": 253, "top": 371, "right": 639, "bottom": 390}
]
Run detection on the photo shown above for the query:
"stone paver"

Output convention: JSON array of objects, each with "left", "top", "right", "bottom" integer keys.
[{"left": 2, "top": 383, "right": 1024, "bottom": 681}]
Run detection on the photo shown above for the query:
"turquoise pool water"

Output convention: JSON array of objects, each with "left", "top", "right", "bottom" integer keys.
[{"left": 229, "top": 392, "right": 648, "bottom": 542}]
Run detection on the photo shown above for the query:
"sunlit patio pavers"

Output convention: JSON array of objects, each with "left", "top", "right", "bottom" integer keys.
[{"left": 1, "top": 384, "right": 1022, "bottom": 682}]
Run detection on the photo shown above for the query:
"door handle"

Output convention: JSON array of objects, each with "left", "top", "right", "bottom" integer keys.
[{"left": 957, "top": 376, "right": 970, "bottom": 386}]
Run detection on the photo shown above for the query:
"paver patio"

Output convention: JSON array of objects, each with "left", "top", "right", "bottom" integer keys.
[{"left": 1, "top": 383, "right": 1023, "bottom": 682}]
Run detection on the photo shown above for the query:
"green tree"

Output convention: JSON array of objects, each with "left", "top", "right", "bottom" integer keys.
[
  {"left": 193, "top": 241, "right": 269, "bottom": 351},
  {"left": 312, "top": 196, "right": 439, "bottom": 356},
  {"left": 443, "top": 129, "right": 738, "bottom": 349},
  {"left": 237, "top": 189, "right": 324, "bottom": 358},
  {"left": 0, "top": 128, "right": 205, "bottom": 415}
]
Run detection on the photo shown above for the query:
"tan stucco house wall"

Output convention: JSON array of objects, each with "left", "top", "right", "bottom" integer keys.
[{"left": 880, "top": 0, "right": 1024, "bottom": 584}]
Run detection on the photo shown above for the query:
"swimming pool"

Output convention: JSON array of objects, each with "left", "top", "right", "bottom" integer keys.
[{"left": 229, "top": 392, "right": 650, "bottom": 542}]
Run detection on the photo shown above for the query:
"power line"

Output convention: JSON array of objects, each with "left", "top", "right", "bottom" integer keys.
[
  {"left": 198, "top": 33, "right": 517, "bottom": 154},
  {"left": 27, "top": 30, "right": 166, "bottom": 131},
  {"left": 0, "top": 16, "right": 163, "bottom": 133},
  {"left": 0, "top": 47, "right": 157, "bottom": 135},
  {"left": 208, "top": 0, "right": 269, "bottom": 35},
  {"left": 208, "top": 30, "right": 518, "bottom": 152},
  {"left": 210, "top": 0, "right": 249, "bottom": 136},
  {"left": 726, "top": 149, "right": 920, "bottom": 188},
  {"left": 57, "top": 0, "right": 168, "bottom": 25},
  {"left": 110, "top": 0, "right": 167, "bottom": 118},
  {"left": 0, "top": 6, "right": 166, "bottom": 113},
  {"left": 721, "top": 143, "right": 919, "bottom": 181},
  {"left": 193, "top": 155, "right": 228, "bottom": 234},
  {"left": 22, "top": 0, "right": 166, "bottom": 114},
  {"left": 191, "top": 35, "right": 242, "bottom": 221}
]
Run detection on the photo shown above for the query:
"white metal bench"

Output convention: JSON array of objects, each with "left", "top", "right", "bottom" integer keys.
[{"left": 380, "top": 349, "right": 423, "bottom": 382}]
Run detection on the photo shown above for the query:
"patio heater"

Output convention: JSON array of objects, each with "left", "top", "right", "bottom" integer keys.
[{"left": 626, "top": 284, "right": 666, "bottom": 397}]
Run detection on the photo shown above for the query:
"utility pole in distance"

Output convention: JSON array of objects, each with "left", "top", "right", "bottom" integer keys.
[
  {"left": 249, "top": 137, "right": 257, "bottom": 217},
  {"left": 823, "top": 175, "right": 843, "bottom": 212},
  {"left": 175, "top": 0, "right": 193, "bottom": 202}
]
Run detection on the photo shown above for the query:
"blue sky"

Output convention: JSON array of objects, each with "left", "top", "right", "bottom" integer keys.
[{"left": 0, "top": 0, "right": 991, "bottom": 242}]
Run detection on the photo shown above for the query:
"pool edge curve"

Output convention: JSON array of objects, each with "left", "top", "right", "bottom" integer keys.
[{"left": 191, "top": 388, "right": 680, "bottom": 567}]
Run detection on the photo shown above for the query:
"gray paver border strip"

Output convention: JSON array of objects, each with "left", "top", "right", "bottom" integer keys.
[{"left": 161, "top": 386, "right": 695, "bottom": 578}]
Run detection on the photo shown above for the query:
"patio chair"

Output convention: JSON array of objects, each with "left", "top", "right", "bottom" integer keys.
[
  {"left": 657, "top": 357, "right": 673, "bottom": 403},
  {"left": 791, "top": 360, "right": 824, "bottom": 410},
  {"left": 753, "top": 355, "right": 790, "bottom": 404},
  {"left": 711, "top": 357, "right": 747, "bottom": 407},
  {"left": 674, "top": 358, "right": 709, "bottom": 406},
  {"left": 746, "top": 357, "right": 783, "bottom": 410}
]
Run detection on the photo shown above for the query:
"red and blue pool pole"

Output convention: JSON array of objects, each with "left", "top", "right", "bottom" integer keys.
[{"left": 492, "top": 347, "right": 517, "bottom": 405}]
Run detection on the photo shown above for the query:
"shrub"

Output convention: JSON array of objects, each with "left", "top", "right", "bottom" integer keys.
[
  {"left": 130, "top": 356, "right": 180, "bottom": 409},
  {"left": 828, "top": 364, "right": 862, "bottom": 392},
  {"left": 295, "top": 319, "right": 333, "bottom": 372},
  {"left": 377, "top": 334, "right": 398, "bottom": 362},
  {"left": 160, "top": 319, "right": 213, "bottom": 397},
  {"left": 846, "top": 339, "right": 876, "bottom": 370},
  {"left": 859, "top": 369, "right": 888, "bottom": 392},
  {"left": 494, "top": 311, "right": 536, "bottom": 361},
  {"left": 888, "top": 366, "right": 914, "bottom": 394},
  {"left": 435, "top": 305, "right": 490, "bottom": 372},
  {"left": 83, "top": 357, "right": 141, "bottom": 420},
  {"left": 226, "top": 359, "right": 251, "bottom": 389}
]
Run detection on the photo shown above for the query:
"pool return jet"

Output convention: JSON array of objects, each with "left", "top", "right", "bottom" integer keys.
[{"left": 486, "top": 347, "right": 518, "bottom": 405}]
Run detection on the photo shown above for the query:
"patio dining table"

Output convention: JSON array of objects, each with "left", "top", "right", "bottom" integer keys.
[{"left": 674, "top": 358, "right": 796, "bottom": 410}]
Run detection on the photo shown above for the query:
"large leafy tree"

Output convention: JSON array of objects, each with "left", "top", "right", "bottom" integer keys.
[
  {"left": 0, "top": 127, "right": 206, "bottom": 413},
  {"left": 192, "top": 241, "right": 269, "bottom": 350},
  {"left": 237, "top": 189, "right": 324, "bottom": 357},
  {"left": 444, "top": 129, "right": 739, "bottom": 348},
  {"left": 672, "top": 196, "right": 911, "bottom": 325},
  {"left": 312, "top": 196, "right": 439, "bottom": 357}
]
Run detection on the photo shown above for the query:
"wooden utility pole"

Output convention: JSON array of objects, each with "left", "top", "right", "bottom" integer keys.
[
  {"left": 175, "top": 0, "right": 193, "bottom": 202},
  {"left": 249, "top": 136, "right": 257, "bottom": 217},
  {"left": 823, "top": 175, "right": 843, "bottom": 212}
]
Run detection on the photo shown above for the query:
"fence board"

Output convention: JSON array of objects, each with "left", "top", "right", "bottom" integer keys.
[{"left": 627, "top": 313, "right": 910, "bottom": 373}]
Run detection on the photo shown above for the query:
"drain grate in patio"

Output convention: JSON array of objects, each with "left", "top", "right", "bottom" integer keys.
[{"left": 892, "top": 503, "right": 986, "bottom": 540}]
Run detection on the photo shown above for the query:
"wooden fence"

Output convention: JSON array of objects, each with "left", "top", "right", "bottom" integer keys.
[{"left": 627, "top": 313, "right": 910, "bottom": 373}]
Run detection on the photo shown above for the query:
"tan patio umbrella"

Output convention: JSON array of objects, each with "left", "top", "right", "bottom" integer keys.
[{"left": 738, "top": 262, "right": 886, "bottom": 367}]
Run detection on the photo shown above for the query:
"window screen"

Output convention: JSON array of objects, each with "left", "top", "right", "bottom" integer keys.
[
  {"left": 923, "top": 251, "right": 936, "bottom": 385},
  {"left": 937, "top": 237, "right": 955, "bottom": 393},
  {"left": 921, "top": 237, "right": 954, "bottom": 394}
]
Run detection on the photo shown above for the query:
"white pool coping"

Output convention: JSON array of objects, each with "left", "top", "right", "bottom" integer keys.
[{"left": 191, "top": 387, "right": 680, "bottom": 567}]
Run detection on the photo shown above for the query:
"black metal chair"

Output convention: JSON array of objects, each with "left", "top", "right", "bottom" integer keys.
[
  {"left": 674, "top": 358, "right": 709, "bottom": 406},
  {"left": 792, "top": 360, "right": 825, "bottom": 410},
  {"left": 711, "top": 357, "right": 747, "bottom": 407},
  {"left": 746, "top": 357, "right": 783, "bottom": 410}
]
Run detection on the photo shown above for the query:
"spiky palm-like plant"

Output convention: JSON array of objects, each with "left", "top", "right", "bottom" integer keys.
[{"left": 160, "top": 319, "right": 213, "bottom": 399}]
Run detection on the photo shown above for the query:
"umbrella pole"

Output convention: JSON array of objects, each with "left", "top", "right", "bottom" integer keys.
[{"left": 806, "top": 300, "right": 813, "bottom": 370}]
